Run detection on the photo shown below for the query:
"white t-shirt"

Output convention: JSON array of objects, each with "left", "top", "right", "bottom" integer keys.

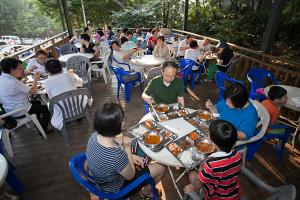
[
  {"left": 177, "top": 39, "right": 190, "bottom": 57},
  {"left": 184, "top": 49, "right": 201, "bottom": 70},
  {"left": 197, "top": 40, "right": 212, "bottom": 52},
  {"left": 26, "top": 58, "right": 46, "bottom": 74},
  {"left": 121, "top": 41, "right": 136, "bottom": 52},
  {"left": 0, "top": 73, "right": 31, "bottom": 117},
  {"left": 44, "top": 72, "right": 88, "bottom": 130}
]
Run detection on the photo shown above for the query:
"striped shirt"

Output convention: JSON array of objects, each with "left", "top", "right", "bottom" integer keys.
[
  {"left": 198, "top": 150, "right": 242, "bottom": 200},
  {"left": 86, "top": 132, "right": 129, "bottom": 193}
]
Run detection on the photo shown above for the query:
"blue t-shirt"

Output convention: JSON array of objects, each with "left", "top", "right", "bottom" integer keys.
[
  {"left": 217, "top": 100, "right": 258, "bottom": 140},
  {"left": 86, "top": 132, "right": 129, "bottom": 193}
]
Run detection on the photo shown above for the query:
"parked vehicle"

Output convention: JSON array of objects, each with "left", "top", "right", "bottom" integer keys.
[
  {"left": 0, "top": 36, "right": 21, "bottom": 45},
  {"left": 0, "top": 45, "right": 32, "bottom": 59},
  {"left": 34, "top": 38, "right": 44, "bottom": 44},
  {"left": 0, "top": 40, "right": 9, "bottom": 46},
  {"left": 21, "top": 38, "right": 34, "bottom": 45}
]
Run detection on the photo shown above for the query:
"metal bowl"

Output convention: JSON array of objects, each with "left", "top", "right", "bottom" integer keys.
[
  {"left": 196, "top": 111, "right": 213, "bottom": 121},
  {"left": 143, "top": 131, "right": 162, "bottom": 148},
  {"left": 194, "top": 138, "right": 216, "bottom": 155},
  {"left": 154, "top": 104, "right": 169, "bottom": 114}
]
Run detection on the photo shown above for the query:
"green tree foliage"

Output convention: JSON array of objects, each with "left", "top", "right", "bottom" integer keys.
[{"left": 0, "top": 0, "right": 60, "bottom": 38}]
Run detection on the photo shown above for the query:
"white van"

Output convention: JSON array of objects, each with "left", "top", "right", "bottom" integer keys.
[{"left": 1, "top": 36, "right": 21, "bottom": 45}]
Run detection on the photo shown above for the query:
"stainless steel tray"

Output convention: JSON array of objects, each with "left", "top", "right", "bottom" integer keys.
[
  {"left": 149, "top": 103, "right": 190, "bottom": 121},
  {"left": 166, "top": 129, "right": 213, "bottom": 170},
  {"left": 126, "top": 120, "right": 178, "bottom": 152}
]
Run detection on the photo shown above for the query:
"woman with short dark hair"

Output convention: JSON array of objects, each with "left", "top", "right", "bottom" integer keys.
[
  {"left": 80, "top": 33, "right": 100, "bottom": 60},
  {"left": 86, "top": 103, "right": 166, "bottom": 197},
  {"left": 26, "top": 49, "right": 48, "bottom": 75}
]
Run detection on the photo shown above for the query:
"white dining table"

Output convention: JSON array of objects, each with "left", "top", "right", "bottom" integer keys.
[
  {"left": 0, "top": 153, "right": 8, "bottom": 187},
  {"left": 58, "top": 53, "right": 94, "bottom": 63},
  {"left": 264, "top": 85, "right": 300, "bottom": 149},
  {"left": 138, "top": 110, "right": 196, "bottom": 199},
  {"left": 130, "top": 55, "right": 165, "bottom": 68}
]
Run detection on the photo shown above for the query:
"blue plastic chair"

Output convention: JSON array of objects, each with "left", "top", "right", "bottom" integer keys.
[
  {"left": 178, "top": 59, "right": 203, "bottom": 90},
  {"left": 111, "top": 53, "right": 131, "bottom": 71},
  {"left": 247, "top": 67, "right": 279, "bottom": 101},
  {"left": 0, "top": 130, "right": 24, "bottom": 194},
  {"left": 215, "top": 71, "right": 245, "bottom": 102},
  {"left": 69, "top": 153, "right": 158, "bottom": 200},
  {"left": 109, "top": 65, "right": 142, "bottom": 102},
  {"left": 246, "top": 124, "right": 291, "bottom": 162}
]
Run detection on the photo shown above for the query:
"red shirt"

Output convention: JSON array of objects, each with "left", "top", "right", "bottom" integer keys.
[
  {"left": 198, "top": 150, "right": 242, "bottom": 200},
  {"left": 147, "top": 36, "right": 157, "bottom": 48}
]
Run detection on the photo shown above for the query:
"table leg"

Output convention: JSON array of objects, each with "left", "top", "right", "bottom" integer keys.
[
  {"left": 168, "top": 166, "right": 183, "bottom": 199},
  {"left": 292, "top": 117, "right": 300, "bottom": 151}
]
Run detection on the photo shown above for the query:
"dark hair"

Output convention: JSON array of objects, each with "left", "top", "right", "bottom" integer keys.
[
  {"left": 107, "top": 26, "right": 112, "bottom": 30},
  {"left": 268, "top": 86, "right": 287, "bottom": 101},
  {"left": 224, "top": 82, "right": 248, "bottom": 108},
  {"left": 157, "top": 36, "right": 165, "bottom": 42},
  {"left": 209, "top": 119, "right": 237, "bottom": 153},
  {"left": 151, "top": 29, "right": 158, "bottom": 34},
  {"left": 189, "top": 40, "right": 198, "bottom": 48},
  {"left": 81, "top": 33, "right": 90, "bottom": 42},
  {"left": 110, "top": 40, "right": 120, "bottom": 49},
  {"left": 84, "top": 27, "right": 89, "bottom": 33},
  {"left": 122, "top": 28, "right": 128, "bottom": 33},
  {"left": 162, "top": 61, "right": 178, "bottom": 71},
  {"left": 93, "top": 103, "right": 124, "bottom": 137},
  {"left": 148, "top": 28, "right": 152, "bottom": 32},
  {"left": 45, "top": 59, "right": 62, "bottom": 74},
  {"left": 120, "top": 36, "right": 128, "bottom": 44},
  {"left": 97, "top": 30, "right": 104, "bottom": 37},
  {"left": 136, "top": 25, "right": 140, "bottom": 29},
  {"left": 36, "top": 49, "right": 48, "bottom": 57},
  {"left": 0, "top": 57, "right": 19, "bottom": 73},
  {"left": 185, "top": 35, "right": 191, "bottom": 39},
  {"left": 126, "top": 31, "right": 133, "bottom": 36}
]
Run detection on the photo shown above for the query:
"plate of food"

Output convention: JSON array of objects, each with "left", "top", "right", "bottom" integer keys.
[
  {"left": 143, "top": 131, "right": 162, "bottom": 147},
  {"left": 167, "top": 143, "right": 183, "bottom": 156},
  {"left": 197, "top": 111, "right": 213, "bottom": 121},
  {"left": 195, "top": 139, "right": 216, "bottom": 155},
  {"left": 154, "top": 104, "right": 169, "bottom": 114}
]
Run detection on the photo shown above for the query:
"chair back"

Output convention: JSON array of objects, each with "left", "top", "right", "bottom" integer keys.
[
  {"left": 60, "top": 44, "right": 78, "bottom": 55},
  {"left": 247, "top": 67, "right": 279, "bottom": 99},
  {"left": 226, "top": 57, "right": 238, "bottom": 75},
  {"left": 178, "top": 59, "right": 196, "bottom": 77},
  {"left": 65, "top": 55, "right": 91, "bottom": 84},
  {"left": 144, "top": 66, "right": 162, "bottom": 85},
  {"left": 69, "top": 153, "right": 104, "bottom": 197},
  {"left": 109, "top": 66, "right": 127, "bottom": 83},
  {"left": 49, "top": 88, "right": 90, "bottom": 122},
  {"left": 102, "top": 49, "right": 112, "bottom": 69},
  {"left": 235, "top": 100, "right": 270, "bottom": 165},
  {"left": 167, "top": 44, "right": 176, "bottom": 60},
  {"left": 215, "top": 71, "right": 245, "bottom": 102},
  {"left": 111, "top": 52, "right": 131, "bottom": 71},
  {"left": 98, "top": 42, "right": 110, "bottom": 56}
]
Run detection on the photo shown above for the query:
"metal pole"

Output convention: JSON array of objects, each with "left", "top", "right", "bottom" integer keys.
[
  {"left": 261, "top": 0, "right": 286, "bottom": 53},
  {"left": 61, "top": 0, "right": 73, "bottom": 38},
  {"left": 81, "top": 0, "right": 87, "bottom": 27},
  {"left": 183, "top": 0, "right": 189, "bottom": 31},
  {"left": 57, "top": 0, "right": 66, "bottom": 31}
]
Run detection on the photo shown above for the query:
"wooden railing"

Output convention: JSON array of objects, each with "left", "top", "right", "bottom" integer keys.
[
  {"left": 171, "top": 29, "right": 300, "bottom": 87},
  {"left": 10, "top": 31, "right": 70, "bottom": 61}
]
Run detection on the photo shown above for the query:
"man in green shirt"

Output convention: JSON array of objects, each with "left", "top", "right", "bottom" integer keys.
[{"left": 142, "top": 61, "right": 185, "bottom": 105}]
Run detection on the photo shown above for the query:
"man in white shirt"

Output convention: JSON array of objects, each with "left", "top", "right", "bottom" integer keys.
[
  {"left": 184, "top": 40, "right": 201, "bottom": 71},
  {"left": 198, "top": 37, "right": 212, "bottom": 53},
  {"left": 177, "top": 35, "right": 192, "bottom": 59},
  {"left": 0, "top": 57, "right": 50, "bottom": 132}
]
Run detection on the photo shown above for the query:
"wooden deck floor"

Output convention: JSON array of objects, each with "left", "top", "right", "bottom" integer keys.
[{"left": 3, "top": 77, "right": 300, "bottom": 200}]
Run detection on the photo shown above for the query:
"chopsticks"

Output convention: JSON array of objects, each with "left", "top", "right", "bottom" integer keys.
[
  {"left": 130, "top": 135, "right": 144, "bottom": 141},
  {"left": 150, "top": 103, "right": 161, "bottom": 121}
]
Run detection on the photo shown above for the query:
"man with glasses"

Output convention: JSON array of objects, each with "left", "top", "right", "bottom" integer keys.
[
  {"left": 0, "top": 57, "right": 51, "bottom": 133},
  {"left": 142, "top": 61, "right": 185, "bottom": 105}
]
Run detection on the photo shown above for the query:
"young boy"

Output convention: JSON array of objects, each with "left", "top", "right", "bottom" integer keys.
[
  {"left": 262, "top": 86, "right": 287, "bottom": 125},
  {"left": 184, "top": 119, "right": 242, "bottom": 200}
]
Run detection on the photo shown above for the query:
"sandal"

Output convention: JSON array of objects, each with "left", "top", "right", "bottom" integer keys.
[{"left": 139, "top": 188, "right": 162, "bottom": 200}]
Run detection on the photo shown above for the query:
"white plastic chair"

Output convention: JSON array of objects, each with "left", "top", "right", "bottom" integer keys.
[
  {"left": 90, "top": 49, "right": 112, "bottom": 84},
  {"left": 185, "top": 166, "right": 296, "bottom": 200},
  {"left": 144, "top": 66, "right": 162, "bottom": 85},
  {"left": 1, "top": 108, "right": 47, "bottom": 157},
  {"left": 167, "top": 44, "right": 176, "bottom": 60},
  {"left": 235, "top": 99, "right": 270, "bottom": 166}
]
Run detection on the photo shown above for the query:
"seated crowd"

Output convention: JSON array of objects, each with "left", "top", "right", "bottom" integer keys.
[{"left": 0, "top": 25, "right": 290, "bottom": 200}]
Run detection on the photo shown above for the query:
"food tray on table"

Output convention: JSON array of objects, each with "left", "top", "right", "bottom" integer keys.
[
  {"left": 125, "top": 119, "right": 178, "bottom": 152},
  {"left": 184, "top": 110, "right": 213, "bottom": 134},
  {"left": 149, "top": 103, "right": 190, "bottom": 122},
  {"left": 166, "top": 129, "right": 216, "bottom": 170}
]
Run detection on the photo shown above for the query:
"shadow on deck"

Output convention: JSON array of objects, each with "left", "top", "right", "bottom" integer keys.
[{"left": 3, "top": 77, "right": 300, "bottom": 200}]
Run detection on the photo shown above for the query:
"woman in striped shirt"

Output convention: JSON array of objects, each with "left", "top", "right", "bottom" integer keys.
[
  {"left": 184, "top": 119, "right": 242, "bottom": 200},
  {"left": 86, "top": 103, "right": 165, "bottom": 197}
]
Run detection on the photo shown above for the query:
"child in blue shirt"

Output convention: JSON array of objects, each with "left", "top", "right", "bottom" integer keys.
[{"left": 206, "top": 82, "right": 258, "bottom": 140}]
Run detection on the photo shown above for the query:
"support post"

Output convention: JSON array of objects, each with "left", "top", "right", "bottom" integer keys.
[
  {"left": 81, "top": 0, "right": 87, "bottom": 27},
  {"left": 61, "top": 0, "right": 73, "bottom": 38},
  {"left": 57, "top": 0, "right": 66, "bottom": 31},
  {"left": 261, "top": 0, "right": 286, "bottom": 53},
  {"left": 183, "top": 0, "right": 189, "bottom": 31}
]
